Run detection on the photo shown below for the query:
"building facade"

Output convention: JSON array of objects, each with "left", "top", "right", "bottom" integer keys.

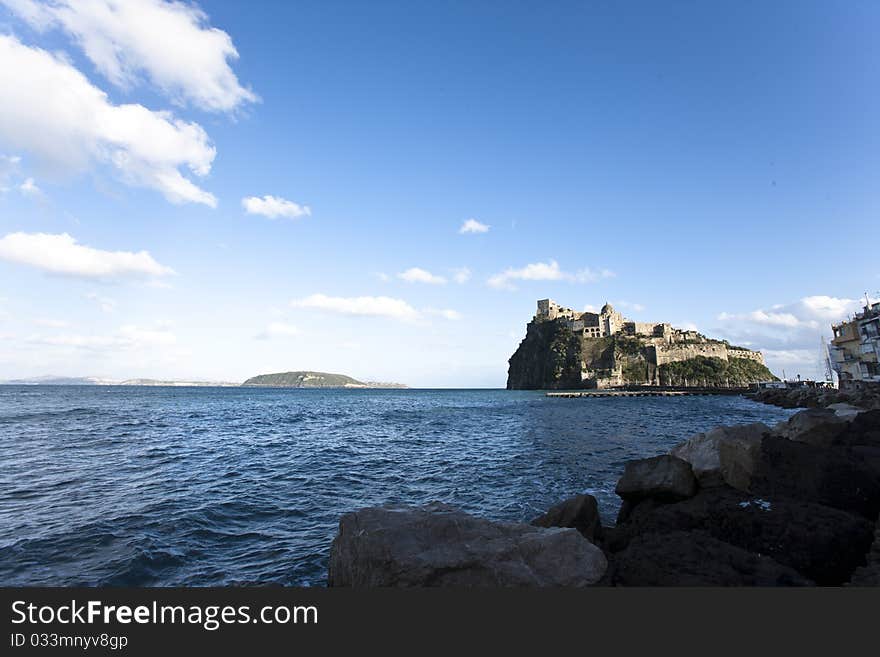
[{"left": 830, "top": 300, "right": 880, "bottom": 389}]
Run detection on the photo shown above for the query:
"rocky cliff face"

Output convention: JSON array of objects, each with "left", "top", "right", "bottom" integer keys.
[{"left": 506, "top": 319, "right": 585, "bottom": 389}]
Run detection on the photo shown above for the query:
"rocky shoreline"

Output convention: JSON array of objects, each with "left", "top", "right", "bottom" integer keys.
[
  {"left": 328, "top": 402, "right": 880, "bottom": 586},
  {"left": 748, "top": 385, "right": 880, "bottom": 410}
]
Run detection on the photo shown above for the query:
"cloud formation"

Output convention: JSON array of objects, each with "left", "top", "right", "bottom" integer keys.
[
  {"left": 459, "top": 218, "right": 490, "bottom": 234},
  {"left": 714, "top": 295, "right": 866, "bottom": 378},
  {"left": 0, "top": 35, "right": 217, "bottom": 205},
  {"left": 242, "top": 195, "right": 311, "bottom": 220},
  {"left": 0, "top": 232, "right": 174, "bottom": 279},
  {"left": 26, "top": 323, "right": 175, "bottom": 349},
  {"left": 397, "top": 267, "right": 446, "bottom": 285},
  {"left": 290, "top": 293, "right": 460, "bottom": 324},
  {"left": 19, "top": 177, "right": 41, "bottom": 197},
  {"left": 291, "top": 294, "right": 422, "bottom": 322},
  {"left": 452, "top": 267, "right": 471, "bottom": 284},
  {"left": 487, "top": 260, "right": 615, "bottom": 290},
  {"left": 2, "top": 0, "right": 258, "bottom": 113}
]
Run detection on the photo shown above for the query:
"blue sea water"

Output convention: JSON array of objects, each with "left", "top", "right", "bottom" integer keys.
[{"left": 0, "top": 386, "right": 798, "bottom": 586}]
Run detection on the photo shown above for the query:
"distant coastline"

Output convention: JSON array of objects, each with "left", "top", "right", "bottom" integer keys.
[{"left": 1, "top": 370, "right": 408, "bottom": 389}]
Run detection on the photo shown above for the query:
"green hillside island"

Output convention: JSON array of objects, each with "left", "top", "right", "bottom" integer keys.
[
  {"left": 507, "top": 299, "right": 778, "bottom": 389},
  {"left": 241, "top": 371, "right": 407, "bottom": 388}
]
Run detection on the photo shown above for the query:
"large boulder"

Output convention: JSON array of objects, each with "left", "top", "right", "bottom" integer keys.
[
  {"left": 826, "top": 403, "right": 864, "bottom": 419},
  {"left": 834, "top": 409, "right": 880, "bottom": 448},
  {"left": 328, "top": 502, "right": 607, "bottom": 587},
  {"left": 671, "top": 423, "right": 769, "bottom": 491},
  {"left": 670, "top": 432, "right": 723, "bottom": 483},
  {"left": 771, "top": 409, "right": 850, "bottom": 448},
  {"left": 849, "top": 520, "right": 880, "bottom": 586},
  {"left": 615, "top": 455, "right": 698, "bottom": 504},
  {"left": 750, "top": 436, "right": 880, "bottom": 520},
  {"left": 531, "top": 494, "right": 602, "bottom": 541},
  {"left": 611, "top": 485, "right": 874, "bottom": 585},
  {"left": 717, "top": 428, "right": 766, "bottom": 492},
  {"left": 612, "top": 530, "right": 812, "bottom": 586}
]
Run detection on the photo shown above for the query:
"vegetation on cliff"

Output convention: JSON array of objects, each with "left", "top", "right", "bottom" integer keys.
[{"left": 658, "top": 357, "right": 778, "bottom": 387}]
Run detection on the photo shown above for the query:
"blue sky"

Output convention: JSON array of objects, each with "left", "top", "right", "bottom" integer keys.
[{"left": 0, "top": 0, "right": 877, "bottom": 386}]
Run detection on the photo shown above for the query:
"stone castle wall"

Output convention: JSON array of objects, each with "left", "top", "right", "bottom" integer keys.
[
  {"left": 728, "top": 348, "right": 766, "bottom": 365},
  {"left": 651, "top": 343, "right": 730, "bottom": 366}
]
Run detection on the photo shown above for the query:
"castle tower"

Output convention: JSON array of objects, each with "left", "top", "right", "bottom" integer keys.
[{"left": 600, "top": 302, "right": 617, "bottom": 336}]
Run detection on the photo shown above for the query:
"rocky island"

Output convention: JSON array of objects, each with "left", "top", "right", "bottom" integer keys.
[
  {"left": 242, "top": 371, "right": 407, "bottom": 388},
  {"left": 508, "top": 299, "right": 775, "bottom": 389}
]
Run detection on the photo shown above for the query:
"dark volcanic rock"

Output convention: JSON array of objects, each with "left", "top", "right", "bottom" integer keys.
[
  {"left": 615, "top": 455, "right": 698, "bottom": 504},
  {"left": 750, "top": 436, "right": 880, "bottom": 521},
  {"left": 849, "top": 520, "right": 880, "bottom": 586},
  {"left": 612, "top": 530, "right": 813, "bottom": 586},
  {"left": 611, "top": 486, "right": 874, "bottom": 585},
  {"left": 506, "top": 319, "right": 585, "bottom": 390},
  {"left": 531, "top": 494, "right": 602, "bottom": 541},
  {"left": 328, "top": 502, "right": 607, "bottom": 587},
  {"left": 771, "top": 409, "right": 850, "bottom": 448},
  {"left": 835, "top": 409, "right": 880, "bottom": 448}
]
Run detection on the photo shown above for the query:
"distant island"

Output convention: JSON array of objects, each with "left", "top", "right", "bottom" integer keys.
[
  {"left": 508, "top": 299, "right": 777, "bottom": 389},
  {"left": 242, "top": 371, "right": 408, "bottom": 388}
]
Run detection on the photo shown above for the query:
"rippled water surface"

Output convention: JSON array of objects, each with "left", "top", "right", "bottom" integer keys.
[{"left": 0, "top": 386, "right": 798, "bottom": 586}]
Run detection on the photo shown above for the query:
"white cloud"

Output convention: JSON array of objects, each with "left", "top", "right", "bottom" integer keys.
[
  {"left": 26, "top": 323, "right": 175, "bottom": 349},
  {"left": 452, "top": 267, "right": 471, "bottom": 284},
  {"left": 488, "top": 260, "right": 615, "bottom": 290},
  {"left": 85, "top": 291, "right": 116, "bottom": 312},
  {"left": 2, "top": 0, "right": 258, "bottom": 113},
  {"left": 0, "top": 232, "right": 174, "bottom": 279},
  {"left": 459, "top": 218, "right": 490, "bottom": 234},
  {"left": 376, "top": 272, "right": 391, "bottom": 282},
  {"left": 242, "top": 195, "right": 311, "bottom": 220},
  {"left": 0, "top": 35, "right": 217, "bottom": 205},
  {"left": 397, "top": 267, "right": 447, "bottom": 285},
  {"left": 291, "top": 294, "right": 422, "bottom": 322},
  {"left": 425, "top": 308, "right": 462, "bottom": 321},
  {"left": 290, "top": 293, "right": 462, "bottom": 327},
  {"left": 256, "top": 321, "right": 300, "bottom": 340},
  {"left": 714, "top": 295, "right": 866, "bottom": 379},
  {"left": 716, "top": 296, "right": 863, "bottom": 331},
  {"left": 19, "top": 176, "right": 41, "bottom": 196}
]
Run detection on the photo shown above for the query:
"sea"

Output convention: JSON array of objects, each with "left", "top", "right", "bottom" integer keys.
[{"left": 0, "top": 386, "right": 798, "bottom": 586}]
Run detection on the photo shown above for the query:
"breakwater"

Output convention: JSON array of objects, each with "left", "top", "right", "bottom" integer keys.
[{"left": 547, "top": 388, "right": 747, "bottom": 398}]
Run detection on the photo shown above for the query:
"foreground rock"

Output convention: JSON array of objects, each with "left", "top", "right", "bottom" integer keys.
[
  {"left": 609, "top": 485, "right": 874, "bottom": 585},
  {"left": 612, "top": 530, "right": 812, "bottom": 586},
  {"left": 770, "top": 408, "right": 850, "bottom": 447},
  {"left": 328, "top": 502, "right": 607, "bottom": 587},
  {"left": 670, "top": 422, "right": 770, "bottom": 488},
  {"left": 531, "top": 494, "right": 602, "bottom": 541},
  {"left": 751, "top": 436, "right": 880, "bottom": 520},
  {"left": 615, "top": 455, "right": 698, "bottom": 503},
  {"left": 670, "top": 423, "right": 769, "bottom": 491},
  {"left": 850, "top": 520, "right": 880, "bottom": 586}
]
